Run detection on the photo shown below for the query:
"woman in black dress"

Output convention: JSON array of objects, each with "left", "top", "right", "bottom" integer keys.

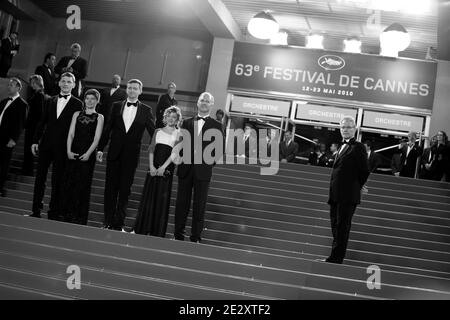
[
  {"left": 133, "top": 106, "right": 182, "bottom": 236},
  {"left": 60, "top": 89, "right": 104, "bottom": 224}
]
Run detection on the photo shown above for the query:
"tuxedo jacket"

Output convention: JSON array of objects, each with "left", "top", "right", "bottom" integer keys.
[
  {"left": 33, "top": 95, "right": 83, "bottom": 152},
  {"left": 98, "top": 100, "right": 155, "bottom": 166},
  {"left": 35, "top": 64, "right": 58, "bottom": 96},
  {"left": 328, "top": 138, "right": 370, "bottom": 205},
  {"left": 177, "top": 116, "right": 224, "bottom": 182},
  {"left": 234, "top": 135, "right": 258, "bottom": 158},
  {"left": 156, "top": 93, "right": 177, "bottom": 128},
  {"left": 26, "top": 91, "right": 49, "bottom": 129},
  {"left": 280, "top": 140, "right": 299, "bottom": 162},
  {"left": 0, "top": 37, "right": 19, "bottom": 67},
  {"left": 98, "top": 87, "right": 127, "bottom": 120},
  {"left": 0, "top": 97, "right": 28, "bottom": 146},
  {"left": 55, "top": 56, "right": 88, "bottom": 81},
  {"left": 400, "top": 143, "right": 423, "bottom": 177},
  {"left": 326, "top": 152, "right": 338, "bottom": 168}
]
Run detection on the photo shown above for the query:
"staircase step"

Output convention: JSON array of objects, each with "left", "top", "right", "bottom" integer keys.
[{"left": 1, "top": 213, "right": 449, "bottom": 298}]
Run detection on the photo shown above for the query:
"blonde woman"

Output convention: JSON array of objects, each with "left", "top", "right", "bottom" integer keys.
[{"left": 133, "top": 106, "right": 182, "bottom": 236}]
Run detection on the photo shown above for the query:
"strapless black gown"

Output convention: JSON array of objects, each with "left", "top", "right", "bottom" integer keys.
[{"left": 134, "top": 143, "right": 175, "bottom": 236}]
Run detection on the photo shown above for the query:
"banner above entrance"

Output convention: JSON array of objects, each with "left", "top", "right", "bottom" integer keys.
[
  {"left": 231, "top": 95, "right": 291, "bottom": 117},
  {"left": 363, "top": 111, "right": 424, "bottom": 133},
  {"left": 296, "top": 104, "right": 358, "bottom": 124},
  {"left": 228, "top": 42, "right": 437, "bottom": 111}
]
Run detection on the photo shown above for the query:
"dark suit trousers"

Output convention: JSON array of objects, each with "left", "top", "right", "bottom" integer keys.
[
  {"left": 174, "top": 170, "right": 210, "bottom": 242},
  {"left": 327, "top": 202, "right": 357, "bottom": 263},
  {"left": 22, "top": 126, "right": 36, "bottom": 175},
  {"left": 104, "top": 153, "right": 137, "bottom": 229},
  {"left": 0, "top": 145, "right": 13, "bottom": 190},
  {"left": 32, "top": 148, "right": 67, "bottom": 219},
  {"left": 0, "top": 61, "right": 11, "bottom": 78}
]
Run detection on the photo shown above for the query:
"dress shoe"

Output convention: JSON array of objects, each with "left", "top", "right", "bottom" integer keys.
[{"left": 24, "top": 213, "right": 41, "bottom": 218}]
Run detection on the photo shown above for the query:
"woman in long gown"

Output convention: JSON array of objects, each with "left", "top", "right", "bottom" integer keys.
[
  {"left": 133, "top": 106, "right": 182, "bottom": 236},
  {"left": 60, "top": 89, "right": 104, "bottom": 225}
]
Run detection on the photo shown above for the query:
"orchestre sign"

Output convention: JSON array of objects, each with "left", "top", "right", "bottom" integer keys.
[
  {"left": 296, "top": 104, "right": 358, "bottom": 124},
  {"left": 231, "top": 95, "right": 291, "bottom": 117},
  {"left": 228, "top": 42, "right": 437, "bottom": 110},
  {"left": 363, "top": 111, "right": 424, "bottom": 132}
]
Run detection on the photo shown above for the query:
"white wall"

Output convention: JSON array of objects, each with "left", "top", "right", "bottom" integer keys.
[{"left": 430, "top": 60, "right": 450, "bottom": 136}]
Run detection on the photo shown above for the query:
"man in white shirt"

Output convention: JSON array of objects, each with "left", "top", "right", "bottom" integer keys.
[
  {"left": 99, "top": 74, "right": 127, "bottom": 119},
  {"left": 0, "top": 78, "right": 28, "bottom": 196},
  {"left": 400, "top": 131, "right": 423, "bottom": 178},
  {"left": 55, "top": 43, "right": 88, "bottom": 98},
  {"left": 96, "top": 79, "right": 155, "bottom": 231},
  {"left": 28, "top": 72, "right": 82, "bottom": 219}
]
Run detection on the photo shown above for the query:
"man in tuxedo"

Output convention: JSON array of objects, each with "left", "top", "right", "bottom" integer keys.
[
  {"left": 156, "top": 82, "right": 177, "bottom": 128},
  {"left": 420, "top": 136, "right": 436, "bottom": 180},
  {"left": 35, "top": 53, "right": 58, "bottom": 96},
  {"left": 99, "top": 74, "right": 127, "bottom": 120},
  {"left": 0, "top": 32, "right": 19, "bottom": 78},
  {"left": 400, "top": 131, "right": 423, "bottom": 178},
  {"left": 280, "top": 130, "right": 298, "bottom": 163},
  {"left": 55, "top": 43, "right": 88, "bottom": 98},
  {"left": 235, "top": 123, "right": 257, "bottom": 159},
  {"left": 0, "top": 78, "right": 28, "bottom": 196},
  {"left": 96, "top": 79, "right": 155, "bottom": 231},
  {"left": 324, "top": 116, "right": 369, "bottom": 264},
  {"left": 363, "top": 140, "right": 382, "bottom": 173},
  {"left": 29, "top": 72, "right": 82, "bottom": 219},
  {"left": 326, "top": 143, "right": 339, "bottom": 167},
  {"left": 173, "top": 92, "right": 223, "bottom": 243}
]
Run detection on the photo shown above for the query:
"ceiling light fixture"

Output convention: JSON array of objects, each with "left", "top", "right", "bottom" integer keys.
[
  {"left": 247, "top": 11, "right": 279, "bottom": 40},
  {"left": 343, "top": 36, "right": 362, "bottom": 53},
  {"left": 270, "top": 29, "right": 288, "bottom": 45},
  {"left": 379, "top": 23, "right": 411, "bottom": 57},
  {"left": 306, "top": 34, "right": 324, "bottom": 49}
]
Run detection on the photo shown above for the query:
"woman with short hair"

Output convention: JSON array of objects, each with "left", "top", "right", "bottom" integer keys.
[{"left": 60, "top": 88, "right": 104, "bottom": 224}]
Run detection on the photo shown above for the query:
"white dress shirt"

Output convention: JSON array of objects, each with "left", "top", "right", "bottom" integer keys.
[
  {"left": 0, "top": 94, "right": 20, "bottom": 126},
  {"left": 67, "top": 58, "right": 76, "bottom": 68},
  {"left": 57, "top": 94, "right": 71, "bottom": 119},
  {"left": 367, "top": 150, "right": 371, "bottom": 159},
  {"left": 110, "top": 86, "right": 119, "bottom": 96},
  {"left": 338, "top": 139, "right": 350, "bottom": 155},
  {"left": 196, "top": 114, "right": 209, "bottom": 135},
  {"left": 123, "top": 100, "right": 138, "bottom": 132}
]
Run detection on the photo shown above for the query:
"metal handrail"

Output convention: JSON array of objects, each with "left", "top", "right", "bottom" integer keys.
[{"left": 374, "top": 138, "right": 421, "bottom": 153}]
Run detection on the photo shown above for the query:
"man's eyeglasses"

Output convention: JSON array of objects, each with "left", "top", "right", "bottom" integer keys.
[{"left": 340, "top": 126, "right": 355, "bottom": 130}]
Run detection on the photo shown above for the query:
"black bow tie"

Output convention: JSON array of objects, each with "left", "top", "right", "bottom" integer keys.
[
  {"left": 59, "top": 94, "right": 70, "bottom": 99},
  {"left": 126, "top": 102, "right": 137, "bottom": 107},
  {"left": 196, "top": 116, "right": 208, "bottom": 121},
  {"left": 342, "top": 140, "right": 351, "bottom": 144},
  {"left": 6, "top": 97, "right": 13, "bottom": 102}
]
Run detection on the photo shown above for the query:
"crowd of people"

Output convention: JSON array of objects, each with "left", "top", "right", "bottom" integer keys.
[
  {"left": 0, "top": 38, "right": 449, "bottom": 262},
  {"left": 0, "top": 39, "right": 226, "bottom": 244}
]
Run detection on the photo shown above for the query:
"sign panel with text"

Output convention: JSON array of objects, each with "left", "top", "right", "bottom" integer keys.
[
  {"left": 228, "top": 42, "right": 437, "bottom": 110},
  {"left": 231, "top": 96, "right": 291, "bottom": 117},
  {"left": 296, "top": 104, "right": 358, "bottom": 124},
  {"left": 362, "top": 111, "right": 424, "bottom": 132}
]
